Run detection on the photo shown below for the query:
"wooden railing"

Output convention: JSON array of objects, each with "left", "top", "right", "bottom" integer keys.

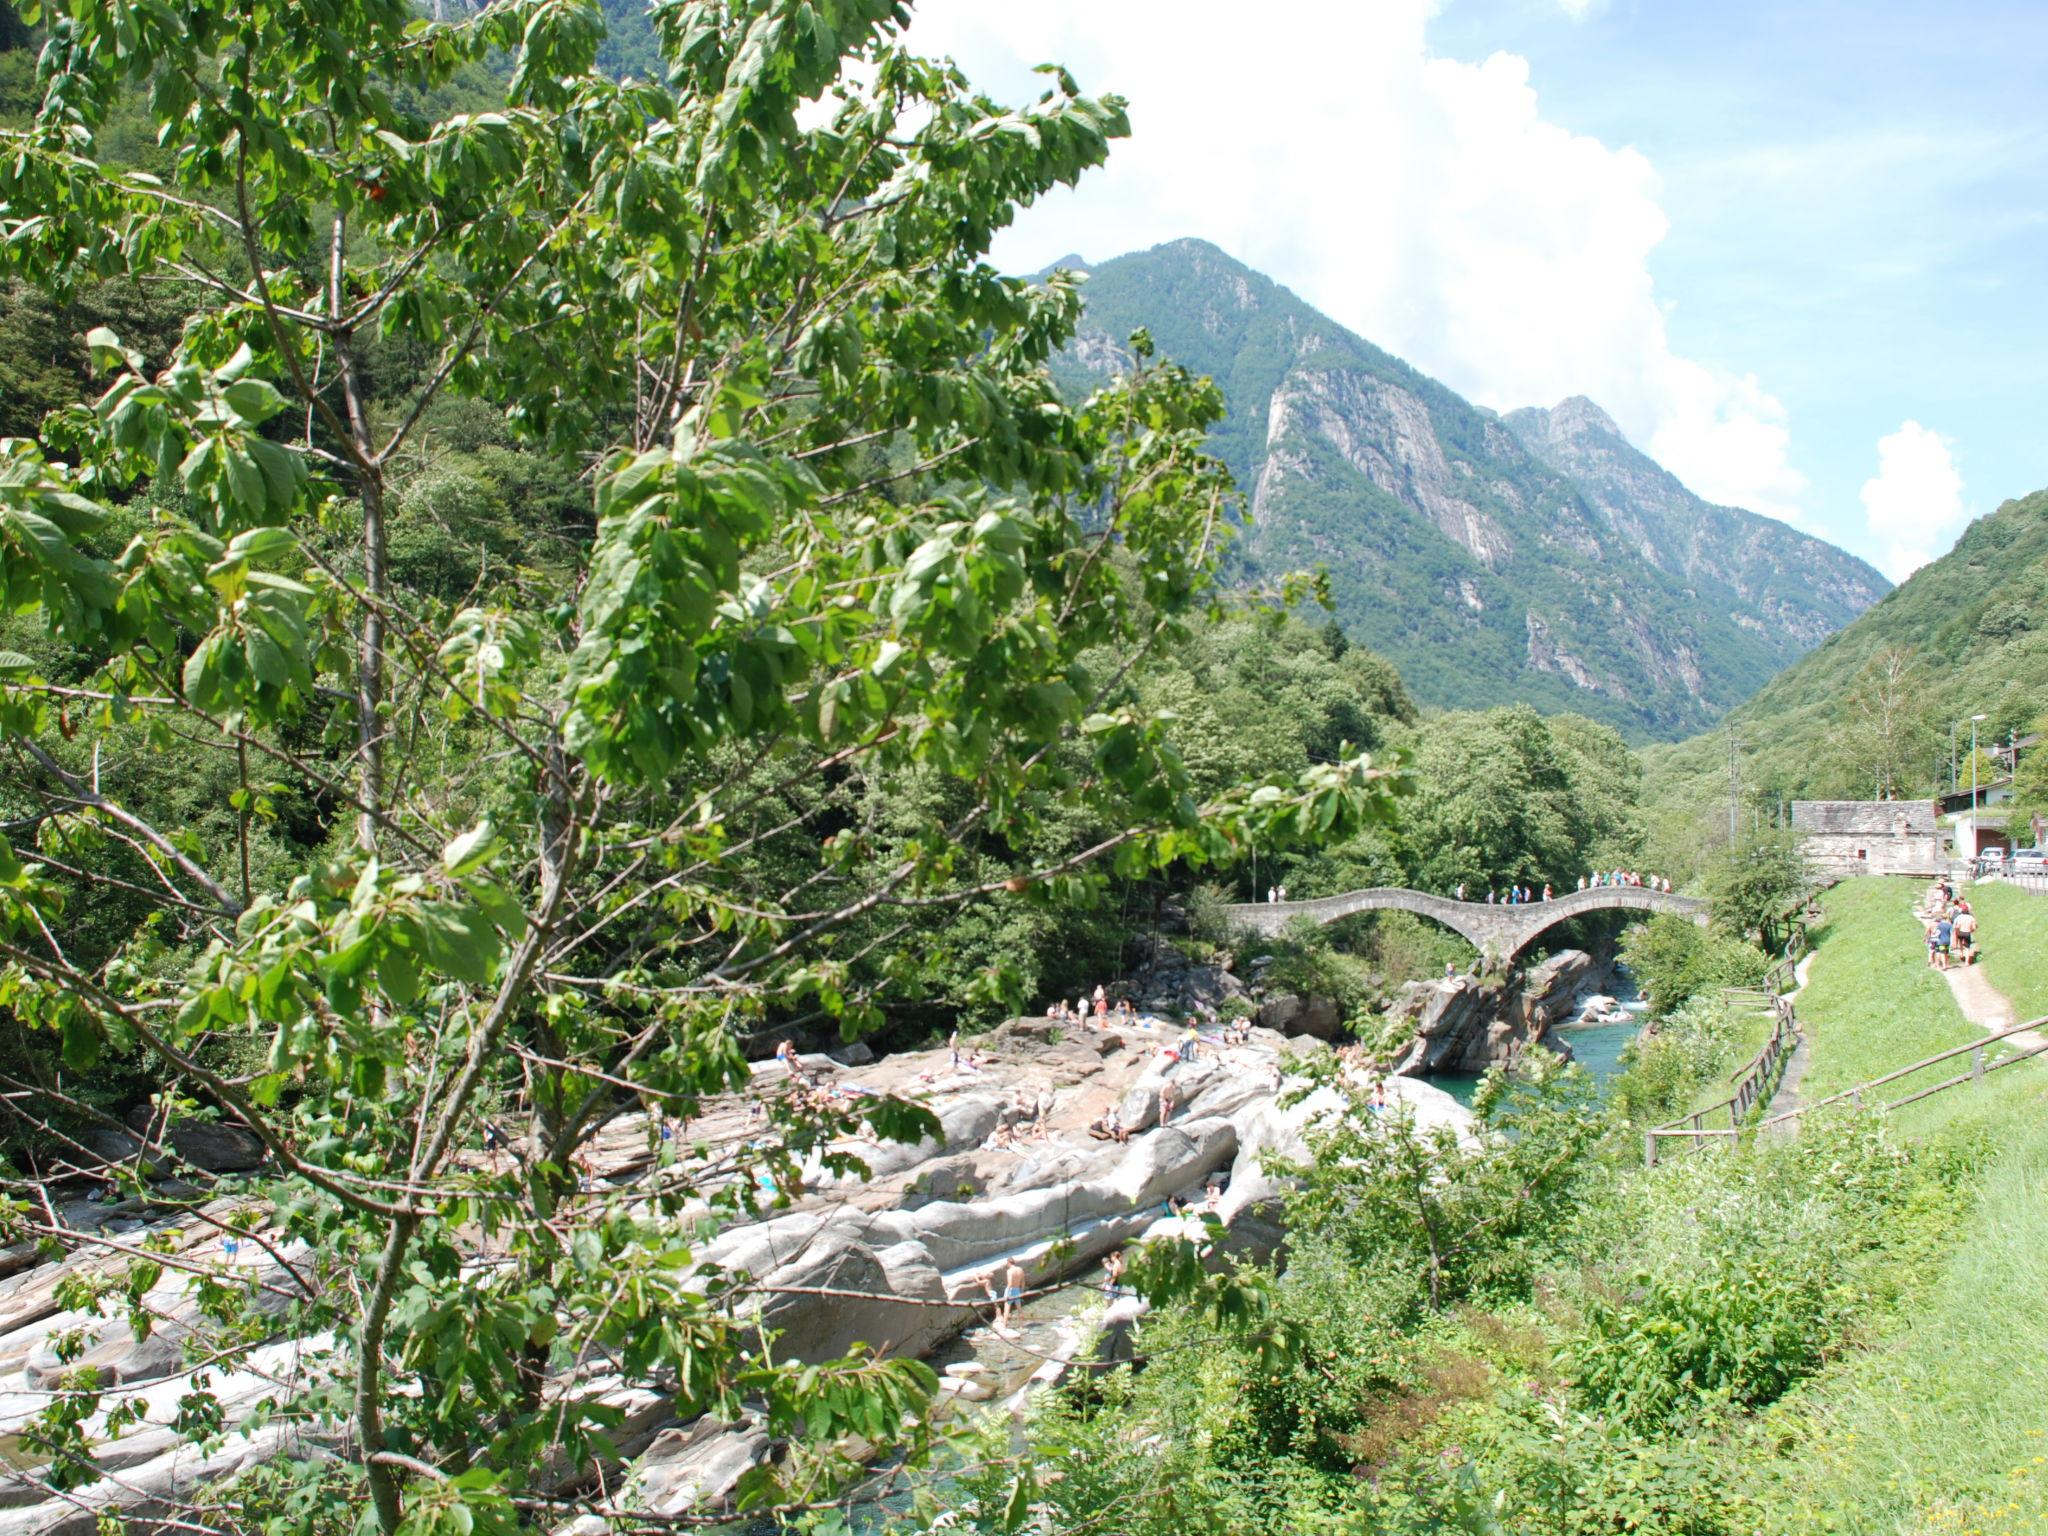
[
  {"left": 1644, "top": 996, "right": 1799, "bottom": 1166},
  {"left": 1646, "top": 927, "right": 1810, "bottom": 1166},
  {"left": 1756, "top": 1016, "right": 2048, "bottom": 1128},
  {"left": 1647, "top": 1015, "right": 2048, "bottom": 1164}
]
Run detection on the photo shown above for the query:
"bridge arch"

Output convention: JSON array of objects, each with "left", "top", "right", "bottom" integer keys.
[{"left": 1219, "top": 884, "right": 1709, "bottom": 963}]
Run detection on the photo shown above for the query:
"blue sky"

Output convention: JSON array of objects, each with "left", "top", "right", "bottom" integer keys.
[{"left": 912, "top": 0, "right": 2048, "bottom": 581}]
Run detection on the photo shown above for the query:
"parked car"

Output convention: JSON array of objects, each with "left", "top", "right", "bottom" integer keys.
[{"left": 2011, "top": 847, "right": 2048, "bottom": 873}]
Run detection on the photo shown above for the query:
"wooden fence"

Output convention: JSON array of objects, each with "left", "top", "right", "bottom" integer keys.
[
  {"left": 1757, "top": 1016, "right": 2048, "bottom": 1127},
  {"left": 1643, "top": 996, "right": 1799, "bottom": 1166},
  {"left": 1643, "top": 927, "right": 1808, "bottom": 1167},
  {"left": 1647, "top": 1014, "right": 2048, "bottom": 1164}
]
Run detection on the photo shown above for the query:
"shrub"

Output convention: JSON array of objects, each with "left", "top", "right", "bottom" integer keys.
[
  {"left": 1621, "top": 914, "right": 1769, "bottom": 1015},
  {"left": 1604, "top": 995, "right": 1746, "bottom": 1128},
  {"left": 1564, "top": 1116, "right": 1944, "bottom": 1433},
  {"left": 1430, "top": 1385, "right": 1750, "bottom": 1535}
]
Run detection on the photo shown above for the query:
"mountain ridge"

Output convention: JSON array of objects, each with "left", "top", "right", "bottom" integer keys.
[
  {"left": 1052, "top": 238, "right": 1889, "bottom": 741},
  {"left": 1643, "top": 485, "right": 2048, "bottom": 844}
]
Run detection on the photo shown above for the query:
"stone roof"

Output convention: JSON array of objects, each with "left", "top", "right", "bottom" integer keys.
[{"left": 1791, "top": 800, "right": 1937, "bottom": 835}]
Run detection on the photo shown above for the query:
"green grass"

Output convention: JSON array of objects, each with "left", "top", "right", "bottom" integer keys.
[
  {"left": 1793, "top": 878, "right": 1985, "bottom": 1115},
  {"left": 1756, "top": 1091, "right": 2048, "bottom": 1535},
  {"left": 1966, "top": 880, "right": 2048, "bottom": 1026},
  {"left": 1748, "top": 875, "right": 2048, "bottom": 1532}
]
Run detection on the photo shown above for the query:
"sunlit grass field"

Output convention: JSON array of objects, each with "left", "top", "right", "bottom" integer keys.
[{"left": 1753, "top": 877, "right": 2048, "bottom": 1533}]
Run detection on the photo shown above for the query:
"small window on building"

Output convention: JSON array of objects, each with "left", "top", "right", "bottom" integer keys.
[{"left": 1857, "top": 848, "right": 1867, "bottom": 860}]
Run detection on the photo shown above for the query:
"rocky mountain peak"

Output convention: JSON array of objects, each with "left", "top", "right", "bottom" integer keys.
[{"left": 1049, "top": 238, "right": 1890, "bottom": 741}]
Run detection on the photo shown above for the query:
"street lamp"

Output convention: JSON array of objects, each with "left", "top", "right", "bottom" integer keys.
[
  {"left": 1970, "top": 713, "right": 1988, "bottom": 866},
  {"left": 1972, "top": 714, "right": 1987, "bottom": 811}
]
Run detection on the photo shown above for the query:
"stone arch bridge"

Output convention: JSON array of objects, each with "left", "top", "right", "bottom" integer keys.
[{"left": 1220, "top": 884, "right": 1709, "bottom": 963}]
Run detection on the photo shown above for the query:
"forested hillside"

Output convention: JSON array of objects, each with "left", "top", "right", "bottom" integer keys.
[
  {"left": 1054, "top": 239, "right": 1889, "bottom": 741},
  {"left": 1644, "top": 486, "right": 2048, "bottom": 848}
]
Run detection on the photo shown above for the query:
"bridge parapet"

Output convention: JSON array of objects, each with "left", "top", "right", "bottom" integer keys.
[{"left": 1219, "top": 884, "right": 1708, "bottom": 962}]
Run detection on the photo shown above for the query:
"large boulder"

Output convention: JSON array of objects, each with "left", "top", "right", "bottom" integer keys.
[
  {"left": 1253, "top": 994, "right": 1346, "bottom": 1040},
  {"left": 1387, "top": 951, "right": 1603, "bottom": 1076},
  {"left": 114, "top": 1111, "right": 267, "bottom": 1174}
]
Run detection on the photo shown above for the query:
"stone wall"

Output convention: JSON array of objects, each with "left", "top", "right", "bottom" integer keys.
[{"left": 1792, "top": 799, "right": 1942, "bottom": 879}]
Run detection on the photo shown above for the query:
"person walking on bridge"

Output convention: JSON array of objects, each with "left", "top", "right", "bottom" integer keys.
[{"left": 1542, "top": 884, "right": 1553, "bottom": 901}]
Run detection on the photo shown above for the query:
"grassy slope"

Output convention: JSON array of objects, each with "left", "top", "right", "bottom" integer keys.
[
  {"left": 1757, "top": 876, "right": 2048, "bottom": 1533},
  {"left": 1968, "top": 880, "right": 2048, "bottom": 1026},
  {"left": 1793, "top": 878, "right": 1983, "bottom": 1110}
]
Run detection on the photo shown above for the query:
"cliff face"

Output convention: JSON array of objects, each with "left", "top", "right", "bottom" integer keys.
[
  {"left": 1054, "top": 239, "right": 1890, "bottom": 741},
  {"left": 1503, "top": 397, "right": 1889, "bottom": 651},
  {"left": 1387, "top": 950, "right": 1602, "bottom": 1076}
]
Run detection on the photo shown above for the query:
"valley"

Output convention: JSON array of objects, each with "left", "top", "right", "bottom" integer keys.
[{"left": 0, "top": 4, "right": 2042, "bottom": 1535}]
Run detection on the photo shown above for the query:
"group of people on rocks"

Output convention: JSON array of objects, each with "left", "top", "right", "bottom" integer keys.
[
  {"left": 1048, "top": 983, "right": 1140, "bottom": 1030},
  {"left": 1923, "top": 879, "right": 1979, "bottom": 969},
  {"left": 1335, "top": 1041, "right": 1397, "bottom": 1113},
  {"left": 983, "top": 1086, "right": 1061, "bottom": 1151}
]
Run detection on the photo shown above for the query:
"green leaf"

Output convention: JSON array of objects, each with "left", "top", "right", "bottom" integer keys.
[
  {"left": 441, "top": 821, "right": 500, "bottom": 877},
  {"left": 221, "top": 378, "right": 285, "bottom": 425}
]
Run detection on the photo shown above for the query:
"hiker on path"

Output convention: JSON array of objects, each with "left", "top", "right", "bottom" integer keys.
[{"left": 1953, "top": 906, "right": 1978, "bottom": 965}]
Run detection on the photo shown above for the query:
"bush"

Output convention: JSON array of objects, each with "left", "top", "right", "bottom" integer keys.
[
  {"left": 1564, "top": 1116, "right": 1947, "bottom": 1434},
  {"left": 1570, "top": 1254, "right": 1835, "bottom": 1429},
  {"left": 1604, "top": 995, "right": 1746, "bottom": 1128},
  {"left": 1621, "top": 914, "right": 1769, "bottom": 1015},
  {"left": 1416, "top": 1385, "right": 1750, "bottom": 1535}
]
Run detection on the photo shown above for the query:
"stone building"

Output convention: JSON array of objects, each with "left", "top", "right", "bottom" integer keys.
[{"left": 1790, "top": 800, "right": 1942, "bottom": 879}]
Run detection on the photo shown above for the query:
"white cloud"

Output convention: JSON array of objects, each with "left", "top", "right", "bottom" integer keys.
[
  {"left": 906, "top": 0, "right": 1809, "bottom": 522},
  {"left": 1858, "top": 421, "right": 1966, "bottom": 581},
  {"left": 1554, "top": 0, "right": 1607, "bottom": 18}
]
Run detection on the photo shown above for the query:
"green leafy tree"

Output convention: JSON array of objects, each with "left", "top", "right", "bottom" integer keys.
[
  {"left": 1840, "top": 645, "right": 1932, "bottom": 800},
  {"left": 1704, "top": 834, "right": 1810, "bottom": 949},
  {"left": 1282, "top": 1049, "right": 1607, "bottom": 1311},
  {"left": 1400, "top": 705, "right": 1642, "bottom": 895},
  {"left": 2009, "top": 723, "right": 2048, "bottom": 845},
  {"left": 0, "top": 3, "right": 1401, "bottom": 1530}
]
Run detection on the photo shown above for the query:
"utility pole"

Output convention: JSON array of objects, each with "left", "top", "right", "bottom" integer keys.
[
  {"left": 1950, "top": 720, "right": 1958, "bottom": 794},
  {"left": 1727, "top": 729, "right": 1740, "bottom": 848}
]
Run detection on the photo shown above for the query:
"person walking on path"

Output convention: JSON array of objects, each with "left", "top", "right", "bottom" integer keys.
[{"left": 1952, "top": 906, "right": 1977, "bottom": 965}]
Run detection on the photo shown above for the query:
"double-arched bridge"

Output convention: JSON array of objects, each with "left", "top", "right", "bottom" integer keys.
[{"left": 1220, "top": 884, "right": 1709, "bottom": 962}]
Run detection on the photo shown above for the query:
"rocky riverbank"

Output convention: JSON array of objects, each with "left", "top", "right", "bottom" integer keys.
[
  {"left": 0, "top": 1018, "right": 1473, "bottom": 1532},
  {"left": 1386, "top": 949, "right": 1608, "bottom": 1076}
]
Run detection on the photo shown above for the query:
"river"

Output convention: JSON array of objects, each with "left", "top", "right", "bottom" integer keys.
[{"left": 1427, "top": 960, "right": 1648, "bottom": 1109}]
